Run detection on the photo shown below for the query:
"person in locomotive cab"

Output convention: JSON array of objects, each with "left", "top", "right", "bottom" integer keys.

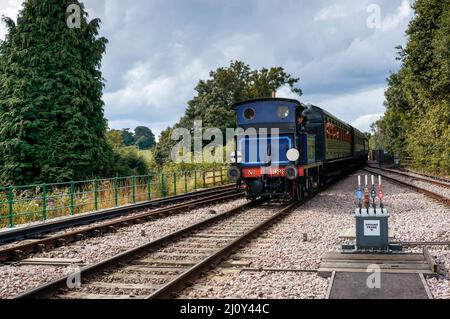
[{"left": 296, "top": 114, "right": 307, "bottom": 134}]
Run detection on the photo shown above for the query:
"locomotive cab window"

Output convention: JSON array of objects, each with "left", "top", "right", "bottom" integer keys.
[
  {"left": 243, "top": 107, "right": 256, "bottom": 121},
  {"left": 277, "top": 106, "right": 290, "bottom": 119}
]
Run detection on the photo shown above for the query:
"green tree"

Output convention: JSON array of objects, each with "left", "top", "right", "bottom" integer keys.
[
  {"left": 153, "top": 127, "right": 173, "bottom": 167},
  {"left": 377, "top": 0, "right": 450, "bottom": 175},
  {"left": 106, "top": 130, "right": 125, "bottom": 149},
  {"left": 112, "top": 148, "right": 149, "bottom": 176},
  {"left": 134, "top": 126, "right": 156, "bottom": 150},
  {"left": 154, "top": 60, "right": 301, "bottom": 166},
  {"left": 0, "top": 0, "right": 113, "bottom": 184},
  {"left": 380, "top": 70, "right": 410, "bottom": 158},
  {"left": 121, "top": 128, "right": 134, "bottom": 146}
]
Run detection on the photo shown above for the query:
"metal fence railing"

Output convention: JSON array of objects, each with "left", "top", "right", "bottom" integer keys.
[{"left": 0, "top": 168, "right": 228, "bottom": 229}]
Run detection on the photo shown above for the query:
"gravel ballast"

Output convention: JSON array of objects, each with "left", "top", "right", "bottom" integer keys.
[
  {"left": 1, "top": 169, "right": 448, "bottom": 299},
  {"left": 180, "top": 171, "right": 449, "bottom": 299},
  {"left": 0, "top": 199, "right": 246, "bottom": 299}
]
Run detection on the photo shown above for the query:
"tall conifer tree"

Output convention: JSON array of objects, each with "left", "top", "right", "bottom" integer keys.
[{"left": 0, "top": 0, "right": 112, "bottom": 184}]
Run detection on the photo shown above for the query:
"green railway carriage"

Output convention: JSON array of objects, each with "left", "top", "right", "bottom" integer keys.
[
  {"left": 353, "top": 129, "right": 367, "bottom": 159},
  {"left": 323, "top": 111, "right": 353, "bottom": 160}
]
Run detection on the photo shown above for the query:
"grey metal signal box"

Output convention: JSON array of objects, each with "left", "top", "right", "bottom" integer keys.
[
  {"left": 355, "top": 208, "right": 389, "bottom": 251},
  {"left": 342, "top": 207, "right": 402, "bottom": 253}
]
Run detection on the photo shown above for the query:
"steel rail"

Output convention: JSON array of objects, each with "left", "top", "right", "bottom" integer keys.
[
  {"left": 364, "top": 168, "right": 450, "bottom": 207},
  {"left": 398, "top": 242, "right": 450, "bottom": 247},
  {"left": 367, "top": 165, "right": 450, "bottom": 189},
  {"left": 0, "top": 190, "right": 243, "bottom": 263},
  {"left": 147, "top": 170, "right": 363, "bottom": 299},
  {"left": 402, "top": 168, "right": 450, "bottom": 184},
  {"left": 13, "top": 200, "right": 263, "bottom": 299},
  {"left": 146, "top": 201, "right": 301, "bottom": 299},
  {"left": 13, "top": 170, "right": 353, "bottom": 299},
  {"left": 0, "top": 184, "right": 236, "bottom": 244}
]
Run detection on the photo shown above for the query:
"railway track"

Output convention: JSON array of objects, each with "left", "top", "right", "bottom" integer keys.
[
  {"left": 7, "top": 170, "right": 381, "bottom": 299},
  {"left": 364, "top": 167, "right": 450, "bottom": 207},
  {"left": 14, "top": 199, "right": 303, "bottom": 299},
  {"left": 0, "top": 187, "right": 243, "bottom": 263},
  {"left": 368, "top": 165, "right": 450, "bottom": 189},
  {"left": 402, "top": 168, "right": 450, "bottom": 185},
  {"left": 0, "top": 184, "right": 237, "bottom": 244},
  {"left": 400, "top": 241, "right": 450, "bottom": 247}
]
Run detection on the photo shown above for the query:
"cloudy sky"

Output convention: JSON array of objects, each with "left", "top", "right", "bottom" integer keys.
[{"left": 0, "top": 0, "right": 414, "bottom": 137}]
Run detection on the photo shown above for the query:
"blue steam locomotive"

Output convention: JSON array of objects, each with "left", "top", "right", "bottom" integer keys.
[{"left": 228, "top": 98, "right": 368, "bottom": 201}]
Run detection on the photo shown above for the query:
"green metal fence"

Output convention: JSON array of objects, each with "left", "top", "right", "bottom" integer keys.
[{"left": 0, "top": 168, "right": 228, "bottom": 229}]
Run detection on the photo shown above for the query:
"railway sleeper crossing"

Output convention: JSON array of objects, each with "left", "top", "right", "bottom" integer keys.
[
  {"left": 326, "top": 272, "right": 433, "bottom": 299},
  {"left": 320, "top": 248, "right": 437, "bottom": 299}
]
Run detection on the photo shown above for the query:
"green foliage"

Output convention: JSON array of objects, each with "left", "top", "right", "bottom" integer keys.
[
  {"left": 153, "top": 60, "right": 301, "bottom": 167},
  {"left": 112, "top": 147, "right": 149, "bottom": 177},
  {"left": 118, "top": 127, "right": 155, "bottom": 150},
  {"left": 121, "top": 129, "right": 135, "bottom": 146},
  {"left": 106, "top": 130, "right": 125, "bottom": 149},
  {"left": 376, "top": 0, "right": 450, "bottom": 175},
  {"left": 0, "top": 0, "right": 114, "bottom": 185},
  {"left": 153, "top": 127, "right": 174, "bottom": 167},
  {"left": 106, "top": 130, "right": 150, "bottom": 176},
  {"left": 134, "top": 126, "right": 156, "bottom": 150}
]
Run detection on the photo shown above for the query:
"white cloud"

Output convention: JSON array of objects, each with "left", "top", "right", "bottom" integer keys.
[
  {"left": 277, "top": 85, "right": 301, "bottom": 100},
  {"left": 101, "top": 0, "right": 125, "bottom": 31},
  {"left": 0, "top": 0, "right": 22, "bottom": 40},
  {"left": 380, "top": 0, "right": 413, "bottom": 32},
  {"left": 314, "top": 4, "right": 347, "bottom": 21},
  {"left": 277, "top": 85, "right": 385, "bottom": 132},
  {"left": 104, "top": 58, "right": 210, "bottom": 127},
  {"left": 0, "top": 0, "right": 414, "bottom": 137},
  {"left": 352, "top": 113, "right": 383, "bottom": 132}
]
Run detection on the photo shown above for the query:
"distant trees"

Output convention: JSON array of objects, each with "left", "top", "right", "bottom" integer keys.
[
  {"left": 121, "top": 129, "right": 135, "bottom": 147},
  {"left": 0, "top": 0, "right": 114, "bottom": 185},
  {"left": 134, "top": 126, "right": 156, "bottom": 150},
  {"left": 376, "top": 0, "right": 450, "bottom": 175},
  {"left": 153, "top": 60, "right": 302, "bottom": 166},
  {"left": 105, "top": 129, "right": 150, "bottom": 176},
  {"left": 105, "top": 127, "right": 156, "bottom": 176},
  {"left": 109, "top": 127, "right": 156, "bottom": 150}
]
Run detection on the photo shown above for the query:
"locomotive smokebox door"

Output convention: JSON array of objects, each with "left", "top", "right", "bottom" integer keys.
[{"left": 355, "top": 209, "right": 389, "bottom": 251}]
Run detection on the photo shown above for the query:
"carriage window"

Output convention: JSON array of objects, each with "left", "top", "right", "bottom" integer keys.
[
  {"left": 277, "top": 106, "right": 290, "bottom": 119},
  {"left": 243, "top": 107, "right": 256, "bottom": 121}
]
